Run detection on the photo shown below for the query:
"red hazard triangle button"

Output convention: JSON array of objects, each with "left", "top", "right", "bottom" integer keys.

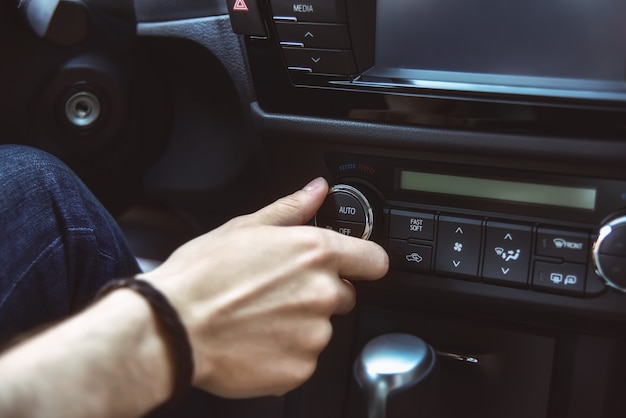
[
  {"left": 228, "top": 0, "right": 265, "bottom": 37},
  {"left": 233, "top": 0, "right": 249, "bottom": 11}
]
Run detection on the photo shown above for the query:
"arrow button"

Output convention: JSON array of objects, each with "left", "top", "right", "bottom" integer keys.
[
  {"left": 435, "top": 215, "right": 482, "bottom": 277},
  {"left": 482, "top": 221, "right": 532, "bottom": 286},
  {"left": 283, "top": 48, "right": 356, "bottom": 75},
  {"left": 275, "top": 22, "right": 351, "bottom": 49}
]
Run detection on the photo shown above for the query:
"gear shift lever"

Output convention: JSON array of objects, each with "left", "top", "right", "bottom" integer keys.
[{"left": 354, "top": 333, "right": 438, "bottom": 418}]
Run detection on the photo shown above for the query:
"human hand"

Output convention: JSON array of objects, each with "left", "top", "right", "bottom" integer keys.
[{"left": 140, "top": 177, "right": 389, "bottom": 398}]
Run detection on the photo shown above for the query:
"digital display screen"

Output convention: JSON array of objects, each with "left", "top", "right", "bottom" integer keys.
[
  {"left": 399, "top": 171, "right": 597, "bottom": 210},
  {"left": 369, "top": 0, "right": 626, "bottom": 101}
]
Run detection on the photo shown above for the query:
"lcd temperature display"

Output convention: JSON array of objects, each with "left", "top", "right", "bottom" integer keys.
[{"left": 399, "top": 170, "right": 597, "bottom": 210}]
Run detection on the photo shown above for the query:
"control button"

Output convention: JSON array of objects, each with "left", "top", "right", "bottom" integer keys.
[
  {"left": 388, "top": 239, "right": 433, "bottom": 273},
  {"left": 282, "top": 48, "right": 356, "bottom": 75},
  {"left": 227, "top": 0, "right": 267, "bottom": 37},
  {"left": 314, "top": 184, "right": 373, "bottom": 240},
  {"left": 270, "top": 0, "right": 346, "bottom": 23},
  {"left": 389, "top": 210, "right": 435, "bottom": 241},
  {"left": 316, "top": 219, "right": 365, "bottom": 238},
  {"left": 276, "top": 22, "right": 351, "bottom": 49},
  {"left": 435, "top": 216, "right": 482, "bottom": 277},
  {"left": 482, "top": 222, "right": 532, "bottom": 286},
  {"left": 317, "top": 189, "right": 365, "bottom": 223},
  {"left": 532, "top": 261, "right": 586, "bottom": 296},
  {"left": 536, "top": 228, "right": 589, "bottom": 263}
]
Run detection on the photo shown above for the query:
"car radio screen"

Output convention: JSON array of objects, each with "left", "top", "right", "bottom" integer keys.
[
  {"left": 371, "top": 0, "right": 626, "bottom": 101},
  {"left": 399, "top": 171, "right": 596, "bottom": 210}
]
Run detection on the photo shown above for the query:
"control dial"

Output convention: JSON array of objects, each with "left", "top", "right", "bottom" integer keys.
[
  {"left": 315, "top": 184, "right": 374, "bottom": 240},
  {"left": 593, "top": 215, "right": 626, "bottom": 292}
]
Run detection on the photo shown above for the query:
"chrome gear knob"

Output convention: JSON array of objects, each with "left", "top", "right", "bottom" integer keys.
[{"left": 354, "top": 333, "right": 438, "bottom": 418}]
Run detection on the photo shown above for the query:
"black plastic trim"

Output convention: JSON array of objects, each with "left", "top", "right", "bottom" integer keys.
[
  {"left": 251, "top": 102, "right": 626, "bottom": 170},
  {"left": 134, "top": 0, "right": 228, "bottom": 22}
]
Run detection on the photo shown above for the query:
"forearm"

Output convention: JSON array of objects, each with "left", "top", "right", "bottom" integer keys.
[
  {"left": 0, "top": 176, "right": 389, "bottom": 412},
  {"left": 0, "top": 289, "right": 174, "bottom": 418}
]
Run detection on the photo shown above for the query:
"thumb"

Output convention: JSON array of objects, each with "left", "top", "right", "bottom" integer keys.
[{"left": 252, "top": 177, "right": 329, "bottom": 226}]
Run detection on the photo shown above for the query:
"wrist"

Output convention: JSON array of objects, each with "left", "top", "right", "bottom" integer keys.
[
  {"left": 96, "top": 289, "right": 176, "bottom": 407},
  {"left": 136, "top": 270, "right": 219, "bottom": 390},
  {"left": 0, "top": 288, "right": 178, "bottom": 418},
  {"left": 96, "top": 277, "right": 194, "bottom": 410}
]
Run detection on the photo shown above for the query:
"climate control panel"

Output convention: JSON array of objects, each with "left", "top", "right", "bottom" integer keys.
[
  {"left": 315, "top": 180, "right": 626, "bottom": 298},
  {"left": 386, "top": 208, "right": 595, "bottom": 297}
]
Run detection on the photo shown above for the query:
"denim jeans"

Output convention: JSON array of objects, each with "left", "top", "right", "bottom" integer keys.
[
  {"left": 0, "top": 145, "right": 235, "bottom": 417},
  {"left": 0, "top": 144, "right": 140, "bottom": 346}
]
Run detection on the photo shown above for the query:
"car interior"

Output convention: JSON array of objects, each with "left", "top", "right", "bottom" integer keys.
[{"left": 2, "top": 0, "right": 626, "bottom": 417}]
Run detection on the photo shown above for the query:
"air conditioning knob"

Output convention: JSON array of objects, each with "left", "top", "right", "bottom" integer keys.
[
  {"left": 315, "top": 184, "right": 374, "bottom": 240},
  {"left": 592, "top": 215, "right": 626, "bottom": 292}
]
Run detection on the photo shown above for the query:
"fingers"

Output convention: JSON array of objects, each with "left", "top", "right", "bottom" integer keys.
[
  {"left": 330, "top": 233, "right": 390, "bottom": 282},
  {"left": 249, "top": 177, "right": 388, "bottom": 280},
  {"left": 334, "top": 279, "right": 357, "bottom": 315},
  {"left": 250, "top": 177, "right": 329, "bottom": 227},
  {"left": 315, "top": 232, "right": 388, "bottom": 315},
  {"left": 329, "top": 237, "right": 388, "bottom": 315}
]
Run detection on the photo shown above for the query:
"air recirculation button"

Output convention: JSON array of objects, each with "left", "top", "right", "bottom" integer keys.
[{"left": 315, "top": 184, "right": 374, "bottom": 239}]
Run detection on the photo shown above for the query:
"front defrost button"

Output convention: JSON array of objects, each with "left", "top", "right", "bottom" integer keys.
[{"left": 536, "top": 228, "right": 589, "bottom": 263}]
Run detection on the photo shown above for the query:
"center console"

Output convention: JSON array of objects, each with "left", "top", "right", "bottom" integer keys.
[{"left": 316, "top": 154, "right": 626, "bottom": 298}]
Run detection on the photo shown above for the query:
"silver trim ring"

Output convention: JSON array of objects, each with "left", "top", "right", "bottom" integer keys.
[
  {"left": 592, "top": 215, "right": 626, "bottom": 292},
  {"left": 64, "top": 91, "right": 101, "bottom": 128}
]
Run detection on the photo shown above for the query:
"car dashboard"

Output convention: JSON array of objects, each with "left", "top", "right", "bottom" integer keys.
[{"left": 2, "top": 0, "right": 626, "bottom": 417}]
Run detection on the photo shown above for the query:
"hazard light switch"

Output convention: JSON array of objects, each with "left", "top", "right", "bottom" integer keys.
[{"left": 227, "top": 0, "right": 267, "bottom": 37}]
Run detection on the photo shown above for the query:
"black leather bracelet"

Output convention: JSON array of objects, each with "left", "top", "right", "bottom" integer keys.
[{"left": 96, "top": 277, "right": 194, "bottom": 408}]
